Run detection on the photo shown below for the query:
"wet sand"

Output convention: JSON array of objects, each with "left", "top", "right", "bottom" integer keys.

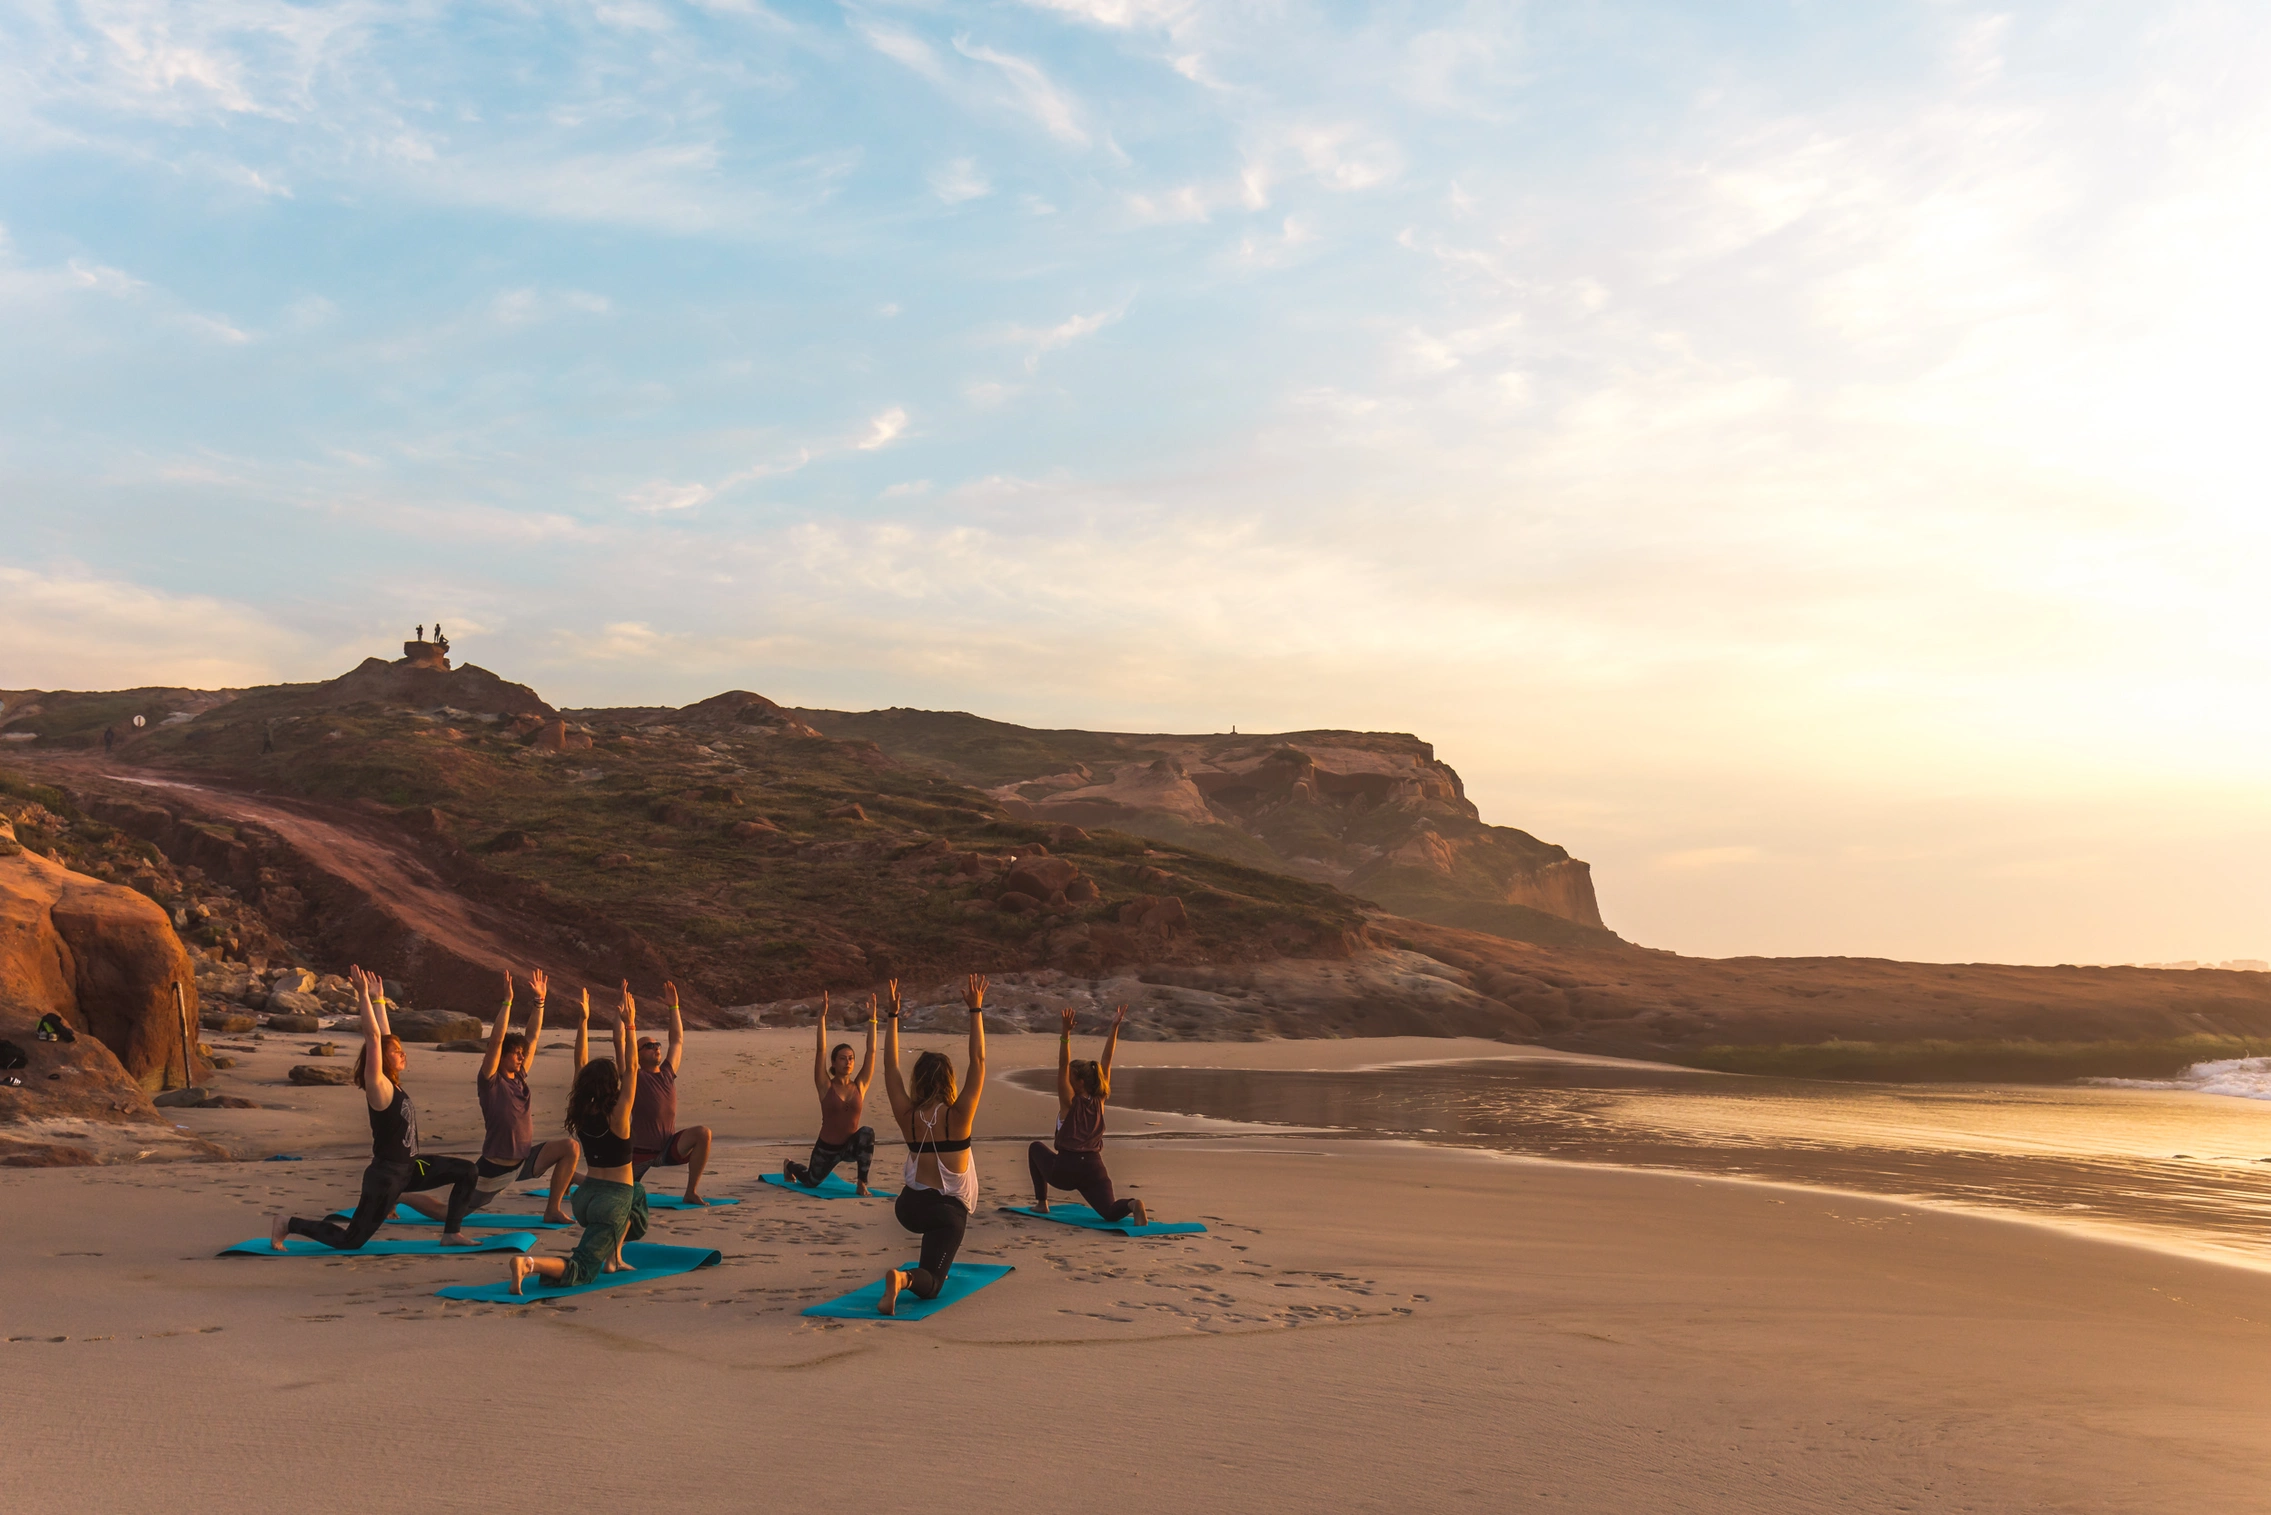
[{"left": 6, "top": 1030, "right": 2271, "bottom": 1513}]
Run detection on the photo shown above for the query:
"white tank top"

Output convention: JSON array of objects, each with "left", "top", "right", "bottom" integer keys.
[{"left": 904, "top": 1102, "right": 979, "bottom": 1208}]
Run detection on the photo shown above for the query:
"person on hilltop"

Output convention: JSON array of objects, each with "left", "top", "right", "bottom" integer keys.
[
  {"left": 579, "top": 981, "right": 713, "bottom": 1206},
  {"left": 873, "top": 975, "right": 988, "bottom": 1316},
  {"left": 782, "top": 989, "right": 878, "bottom": 1195},
  {"left": 1027, "top": 1005, "right": 1148, "bottom": 1228},
  {"left": 267, "top": 968, "right": 480, "bottom": 1252},
  {"left": 400, "top": 969, "right": 579, "bottom": 1233},
  {"left": 509, "top": 983, "right": 647, "bottom": 1294}
]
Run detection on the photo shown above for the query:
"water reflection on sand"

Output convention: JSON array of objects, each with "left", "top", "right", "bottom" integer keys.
[{"left": 1097, "top": 1059, "right": 2271, "bottom": 1268}]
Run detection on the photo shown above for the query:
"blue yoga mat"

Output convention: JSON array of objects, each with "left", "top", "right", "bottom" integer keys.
[
  {"left": 802, "top": 1262, "right": 1014, "bottom": 1321},
  {"left": 433, "top": 1242, "right": 723, "bottom": 1303},
  {"left": 220, "top": 1232, "right": 538, "bottom": 1258},
  {"left": 531, "top": 1188, "right": 739, "bottom": 1211},
  {"left": 327, "top": 1205, "right": 573, "bottom": 1231},
  {"left": 1001, "top": 1203, "right": 1207, "bottom": 1237},
  {"left": 760, "top": 1172, "right": 896, "bottom": 1200}
]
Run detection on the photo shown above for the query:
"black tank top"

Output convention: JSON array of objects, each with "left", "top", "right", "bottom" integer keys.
[
  {"left": 579, "top": 1119, "right": 633, "bottom": 1168},
  {"left": 369, "top": 1087, "right": 417, "bottom": 1166}
]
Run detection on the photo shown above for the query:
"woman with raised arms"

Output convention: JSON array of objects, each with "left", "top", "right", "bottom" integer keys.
[
  {"left": 874, "top": 975, "right": 987, "bottom": 1316},
  {"left": 508, "top": 983, "right": 648, "bottom": 1294},
  {"left": 1028, "top": 1004, "right": 1148, "bottom": 1228}
]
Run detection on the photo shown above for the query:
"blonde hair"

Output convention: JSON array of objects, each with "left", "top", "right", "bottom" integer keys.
[{"left": 910, "top": 1050, "right": 957, "bottom": 1109}]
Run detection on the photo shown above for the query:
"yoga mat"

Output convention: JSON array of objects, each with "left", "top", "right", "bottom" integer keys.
[
  {"left": 327, "top": 1205, "right": 572, "bottom": 1231},
  {"left": 760, "top": 1172, "right": 896, "bottom": 1200},
  {"left": 532, "top": 1188, "right": 739, "bottom": 1211},
  {"left": 433, "top": 1242, "right": 722, "bottom": 1303},
  {"left": 1001, "top": 1203, "right": 1206, "bottom": 1237},
  {"left": 220, "top": 1232, "right": 537, "bottom": 1258},
  {"left": 802, "top": 1262, "right": 1013, "bottom": 1321}
]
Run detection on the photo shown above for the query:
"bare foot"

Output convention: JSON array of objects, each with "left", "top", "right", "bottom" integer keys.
[
  {"left": 879, "top": 1269, "right": 904, "bottom": 1317},
  {"left": 541, "top": 1209, "right": 571, "bottom": 1226},
  {"left": 1033, "top": 1201, "right": 1050, "bottom": 1214},
  {"left": 781, "top": 1160, "right": 797, "bottom": 1181},
  {"left": 682, "top": 1189, "right": 707, "bottom": 1206},
  {"left": 855, "top": 1183, "right": 871, "bottom": 1197},
  {"left": 267, "top": 1213, "right": 289, "bottom": 1252},
  {"left": 439, "top": 1230, "right": 477, "bottom": 1247},
  {"left": 510, "top": 1256, "right": 535, "bottom": 1296},
  {"left": 1129, "top": 1199, "right": 1148, "bottom": 1228}
]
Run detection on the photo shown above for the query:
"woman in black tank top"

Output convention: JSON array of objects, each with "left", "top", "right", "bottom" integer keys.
[
  {"left": 268, "top": 968, "right": 479, "bottom": 1251},
  {"left": 507, "top": 984, "right": 649, "bottom": 1295},
  {"left": 1027, "top": 1004, "right": 1148, "bottom": 1227}
]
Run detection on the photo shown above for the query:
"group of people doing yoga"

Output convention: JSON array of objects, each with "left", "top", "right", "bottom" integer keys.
[{"left": 266, "top": 964, "right": 1154, "bottom": 1316}]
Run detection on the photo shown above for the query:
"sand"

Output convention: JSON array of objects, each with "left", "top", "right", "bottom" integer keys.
[{"left": 6, "top": 1029, "right": 2271, "bottom": 1513}]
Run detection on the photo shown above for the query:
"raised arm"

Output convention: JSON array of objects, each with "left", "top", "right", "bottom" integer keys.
[
  {"left": 857, "top": 989, "right": 880, "bottom": 1093},
  {"left": 1056, "top": 1006, "right": 1076, "bottom": 1111},
  {"left": 574, "top": 988, "right": 590, "bottom": 1071},
  {"left": 479, "top": 969, "right": 515, "bottom": 1082},
  {"left": 664, "top": 981, "right": 685, "bottom": 1074},
  {"left": 953, "top": 973, "right": 987, "bottom": 1122},
  {"left": 881, "top": 1000, "right": 911, "bottom": 1131},
  {"left": 525, "top": 968, "right": 548, "bottom": 1051},
  {"left": 812, "top": 991, "right": 830, "bottom": 1097},
  {"left": 355, "top": 966, "right": 393, "bottom": 1112},
  {"left": 609, "top": 984, "right": 639, "bottom": 1137},
  {"left": 1097, "top": 1003, "right": 1125, "bottom": 1100}
]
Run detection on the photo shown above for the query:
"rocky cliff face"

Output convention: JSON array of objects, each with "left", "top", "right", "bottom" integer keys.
[{"left": 791, "top": 709, "right": 1613, "bottom": 949}]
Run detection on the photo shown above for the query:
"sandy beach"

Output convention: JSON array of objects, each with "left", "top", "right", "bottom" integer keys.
[{"left": 0, "top": 1029, "right": 2265, "bottom": 1513}]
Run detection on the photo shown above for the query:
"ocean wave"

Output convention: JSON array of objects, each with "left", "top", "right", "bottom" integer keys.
[{"left": 2090, "top": 1057, "right": 2271, "bottom": 1101}]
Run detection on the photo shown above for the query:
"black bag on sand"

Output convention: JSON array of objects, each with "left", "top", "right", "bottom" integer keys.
[{"left": 0, "top": 1039, "right": 28, "bottom": 1070}]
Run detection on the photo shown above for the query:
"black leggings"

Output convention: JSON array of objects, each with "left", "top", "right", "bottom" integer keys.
[
  {"left": 786, "top": 1126, "right": 875, "bottom": 1188},
  {"left": 892, "top": 1185, "right": 969, "bottom": 1299},
  {"left": 288, "top": 1156, "right": 480, "bottom": 1250},
  {"left": 1028, "top": 1143, "right": 1136, "bottom": 1222}
]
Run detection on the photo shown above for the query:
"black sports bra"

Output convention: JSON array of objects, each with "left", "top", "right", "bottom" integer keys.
[
  {"left": 908, "top": 1137, "right": 972, "bottom": 1153},
  {"left": 579, "top": 1121, "right": 633, "bottom": 1168}
]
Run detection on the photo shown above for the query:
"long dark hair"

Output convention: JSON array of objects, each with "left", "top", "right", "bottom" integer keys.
[
  {"left": 910, "top": 1050, "right": 956, "bottom": 1109},
  {"left": 353, "top": 1035, "right": 403, "bottom": 1092},
  {"left": 566, "top": 1058, "right": 619, "bottom": 1133},
  {"left": 1070, "top": 1058, "right": 1103, "bottom": 1098}
]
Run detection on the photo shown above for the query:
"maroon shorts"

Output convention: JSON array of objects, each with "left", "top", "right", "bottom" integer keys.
[{"left": 631, "top": 1129, "right": 697, "bottom": 1176}]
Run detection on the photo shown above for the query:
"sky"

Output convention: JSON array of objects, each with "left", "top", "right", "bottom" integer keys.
[{"left": 2, "top": 0, "right": 2267, "bottom": 966}]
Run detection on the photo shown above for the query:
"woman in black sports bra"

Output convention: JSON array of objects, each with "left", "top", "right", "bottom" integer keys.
[
  {"left": 508, "top": 983, "right": 647, "bottom": 1294},
  {"left": 873, "top": 974, "right": 988, "bottom": 1315},
  {"left": 268, "top": 967, "right": 478, "bottom": 1251}
]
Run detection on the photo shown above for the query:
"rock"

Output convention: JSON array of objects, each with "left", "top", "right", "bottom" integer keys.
[
  {"left": 596, "top": 853, "right": 634, "bottom": 869},
  {"left": 1003, "top": 856, "right": 1081, "bottom": 899},
  {"left": 154, "top": 1086, "right": 210, "bottom": 1108},
  {"left": 483, "top": 830, "right": 539, "bottom": 853},
  {"left": 1044, "top": 824, "right": 1090, "bottom": 846},
  {"left": 437, "top": 1039, "right": 488, "bottom": 1053},
  {"left": 304, "top": 1043, "right": 338, "bottom": 1057},
  {"left": 388, "top": 1009, "right": 482, "bottom": 1043},
  {"left": 826, "top": 803, "right": 868, "bottom": 822},
  {"left": 208, "top": 1094, "right": 258, "bottom": 1109},
  {"left": 265, "top": 987, "right": 323, "bottom": 1017},
  {"left": 209, "top": 1056, "right": 238, "bottom": 1069},
  {"left": 269, "top": 967, "right": 316, "bottom": 996},
  {"left": 1063, "top": 877, "right": 1101, "bottom": 904},
  {"left": 289, "top": 1064, "right": 354, "bottom": 1085},
  {"left": 699, "top": 786, "right": 743, "bottom": 805},
  {"left": 727, "top": 820, "right": 779, "bottom": 840},
  {"left": 264, "top": 1014, "right": 323, "bottom": 1033},
  {"left": 997, "top": 891, "right": 1042, "bottom": 914},
  {"left": 315, "top": 973, "right": 350, "bottom": 994},
  {"left": 1118, "top": 895, "right": 1190, "bottom": 932},
  {"left": 526, "top": 718, "right": 592, "bottom": 752},
  {"left": 200, "top": 1012, "right": 256, "bottom": 1033}
]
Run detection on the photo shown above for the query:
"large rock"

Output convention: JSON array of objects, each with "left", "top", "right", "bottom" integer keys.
[
  {"left": 269, "top": 967, "right": 316, "bottom": 996},
  {"left": 0, "top": 836, "right": 194, "bottom": 1118},
  {"left": 1002, "top": 856, "right": 1081, "bottom": 900},
  {"left": 266, "top": 987, "right": 323, "bottom": 1017},
  {"left": 289, "top": 1064, "right": 354, "bottom": 1085},
  {"left": 388, "top": 1009, "right": 482, "bottom": 1043}
]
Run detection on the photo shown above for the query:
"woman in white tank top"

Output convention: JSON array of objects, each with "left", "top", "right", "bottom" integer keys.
[{"left": 874, "top": 974, "right": 988, "bottom": 1315}]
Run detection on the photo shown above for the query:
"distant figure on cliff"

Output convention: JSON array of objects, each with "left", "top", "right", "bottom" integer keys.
[
  {"left": 435, "top": 623, "right": 447, "bottom": 647},
  {"left": 416, "top": 624, "right": 424, "bottom": 642}
]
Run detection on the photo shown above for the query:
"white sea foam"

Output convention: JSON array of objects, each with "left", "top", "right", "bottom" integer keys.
[{"left": 2089, "top": 1057, "right": 2271, "bottom": 1101}]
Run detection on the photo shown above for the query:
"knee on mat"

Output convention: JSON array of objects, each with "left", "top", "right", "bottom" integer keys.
[{"left": 909, "top": 1271, "right": 943, "bottom": 1300}]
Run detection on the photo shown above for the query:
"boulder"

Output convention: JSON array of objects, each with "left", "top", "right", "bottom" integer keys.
[
  {"left": 997, "top": 891, "right": 1043, "bottom": 914},
  {"left": 1003, "top": 856, "right": 1081, "bottom": 900},
  {"left": 727, "top": 820, "right": 779, "bottom": 840},
  {"left": 289, "top": 1064, "right": 354, "bottom": 1085},
  {"left": 270, "top": 967, "right": 316, "bottom": 996},
  {"left": 200, "top": 1012, "right": 256, "bottom": 1033},
  {"left": 265, "top": 1014, "right": 323, "bottom": 1033},
  {"left": 437, "top": 1039, "right": 488, "bottom": 1053},
  {"left": 266, "top": 987, "right": 324, "bottom": 1017},
  {"left": 388, "top": 1009, "right": 482, "bottom": 1043},
  {"left": 484, "top": 830, "right": 539, "bottom": 853},
  {"left": 1118, "top": 895, "right": 1190, "bottom": 932},
  {"left": 305, "top": 1042, "right": 339, "bottom": 1057},
  {"left": 1063, "top": 877, "right": 1101, "bottom": 904},
  {"left": 826, "top": 803, "right": 868, "bottom": 822}
]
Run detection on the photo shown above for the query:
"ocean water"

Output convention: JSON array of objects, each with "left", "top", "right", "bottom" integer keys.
[{"left": 1093, "top": 1057, "right": 2271, "bottom": 1269}]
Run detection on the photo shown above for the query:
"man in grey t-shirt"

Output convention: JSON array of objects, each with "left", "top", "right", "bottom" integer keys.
[{"left": 403, "top": 970, "right": 580, "bottom": 1232}]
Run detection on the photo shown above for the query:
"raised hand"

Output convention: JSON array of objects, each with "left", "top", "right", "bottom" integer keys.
[
  {"left": 866, "top": 992, "right": 879, "bottom": 1026},
  {"left": 578, "top": 988, "right": 591, "bottom": 1025},
  {"left": 664, "top": 980, "right": 680, "bottom": 1014},
  {"left": 965, "top": 973, "right": 987, "bottom": 1013},
  {"left": 1060, "top": 1007, "right": 1078, "bottom": 1033},
  {"left": 529, "top": 968, "right": 548, "bottom": 1003},
  {"left": 499, "top": 969, "right": 514, "bottom": 1011},
  {"left": 1112, "top": 1004, "right": 1127, "bottom": 1027}
]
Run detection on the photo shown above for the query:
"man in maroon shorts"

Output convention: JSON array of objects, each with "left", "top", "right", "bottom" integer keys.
[{"left": 629, "top": 981, "right": 712, "bottom": 1205}]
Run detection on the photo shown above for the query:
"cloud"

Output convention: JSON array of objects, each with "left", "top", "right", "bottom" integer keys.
[
  {"left": 856, "top": 23, "right": 946, "bottom": 81},
  {"left": 929, "top": 157, "right": 992, "bottom": 203},
  {"left": 0, "top": 566, "right": 296, "bottom": 689},
  {"left": 1007, "top": 307, "right": 1121, "bottom": 370},
  {"left": 858, "top": 407, "right": 909, "bottom": 450},
  {"left": 953, "top": 37, "right": 1090, "bottom": 146}
]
